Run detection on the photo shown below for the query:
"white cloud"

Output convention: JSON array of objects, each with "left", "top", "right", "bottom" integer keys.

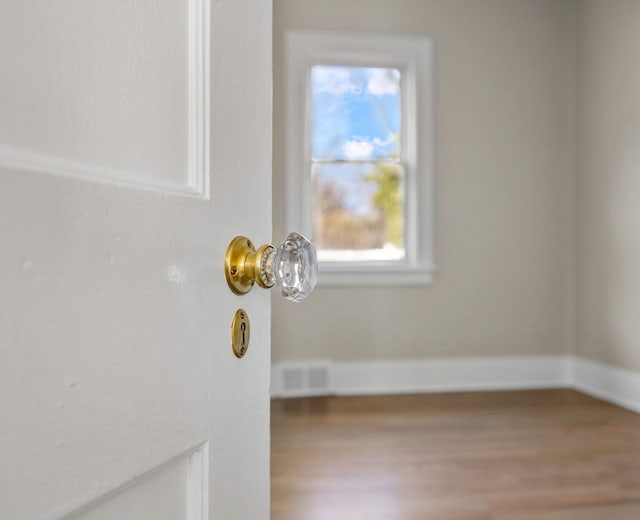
[
  {"left": 372, "top": 134, "right": 396, "bottom": 148},
  {"left": 343, "top": 140, "right": 374, "bottom": 160},
  {"left": 366, "top": 68, "right": 400, "bottom": 95},
  {"left": 312, "top": 66, "right": 359, "bottom": 96},
  {"left": 342, "top": 133, "right": 397, "bottom": 160}
]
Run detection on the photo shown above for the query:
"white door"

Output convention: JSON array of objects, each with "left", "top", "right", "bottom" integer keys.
[{"left": 0, "top": 1, "right": 272, "bottom": 519}]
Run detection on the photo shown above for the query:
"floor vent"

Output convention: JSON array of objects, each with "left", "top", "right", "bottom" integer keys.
[{"left": 273, "top": 361, "right": 334, "bottom": 398}]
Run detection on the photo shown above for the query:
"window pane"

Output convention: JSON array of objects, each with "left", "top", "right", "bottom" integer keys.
[
  {"left": 312, "top": 162, "right": 405, "bottom": 262},
  {"left": 311, "top": 66, "right": 401, "bottom": 161}
]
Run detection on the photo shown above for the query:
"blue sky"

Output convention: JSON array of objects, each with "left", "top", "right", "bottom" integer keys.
[{"left": 311, "top": 66, "right": 401, "bottom": 161}]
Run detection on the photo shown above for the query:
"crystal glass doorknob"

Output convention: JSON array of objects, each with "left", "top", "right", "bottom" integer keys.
[{"left": 225, "top": 232, "right": 317, "bottom": 302}]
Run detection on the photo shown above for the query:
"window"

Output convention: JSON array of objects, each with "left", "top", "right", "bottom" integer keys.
[
  {"left": 311, "top": 65, "right": 404, "bottom": 262},
  {"left": 284, "top": 31, "right": 435, "bottom": 286}
]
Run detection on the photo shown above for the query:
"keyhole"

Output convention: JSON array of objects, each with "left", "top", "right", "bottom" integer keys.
[{"left": 240, "top": 322, "right": 246, "bottom": 346}]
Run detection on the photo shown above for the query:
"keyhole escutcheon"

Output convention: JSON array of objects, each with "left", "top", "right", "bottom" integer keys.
[{"left": 231, "top": 308, "right": 250, "bottom": 358}]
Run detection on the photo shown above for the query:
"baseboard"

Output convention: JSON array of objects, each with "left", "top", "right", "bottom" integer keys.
[
  {"left": 272, "top": 355, "right": 640, "bottom": 415},
  {"left": 334, "top": 356, "right": 572, "bottom": 395},
  {"left": 271, "top": 355, "right": 571, "bottom": 398},
  {"left": 571, "top": 357, "right": 640, "bottom": 414}
]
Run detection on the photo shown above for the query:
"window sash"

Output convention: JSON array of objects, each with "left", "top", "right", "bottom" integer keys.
[{"left": 311, "top": 160, "right": 407, "bottom": 262}]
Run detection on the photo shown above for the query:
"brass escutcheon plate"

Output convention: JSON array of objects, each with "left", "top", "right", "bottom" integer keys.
[{"left": 231, "top": 308, "right": 250, "bottom": 358}]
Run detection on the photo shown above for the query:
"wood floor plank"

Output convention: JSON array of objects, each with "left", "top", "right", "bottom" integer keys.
[
  {"left": 494, "top": 501, "right": 640, "bottom": 520},
  {"left": 271, "top": 390, "right": 640, "bottom": 519}
]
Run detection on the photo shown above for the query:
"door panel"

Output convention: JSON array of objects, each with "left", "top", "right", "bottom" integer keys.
[
  {"left": 0, "top": 1, "right": 271, "bottom": 519},
  {"left": 0, "top": 0, "right": 208, "bottom": 195},
  {"left": 66, "top": 446, "right": 206, "bottom": 520}
]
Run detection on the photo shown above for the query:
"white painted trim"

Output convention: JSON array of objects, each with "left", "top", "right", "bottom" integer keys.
[
  {"left": 272, "top": 355, "right": 640, "bottom": 416},
  {"left": 187, "top": 442, "right": 209, "bottom": 520},
  {"left": 187, "top": 0, "right": 211, "bottom": 199},
  {"left": 284, "top": 30, "right": 436, "bottom": 286},
  {"left": 272, "top": 356, "right": 572, "bottom": 398},
  {"left": 0, "top": 0, "right": 210, "bottom": 199},
  {"left": 571, "top": 357, "right": 640, "bottom": 414},
  {"left": 318, "top": 263, "right": 436, "bottom": 287},
  {"left": 0, "top": 145, "right": 206, "bottom": 198},
  {"left": 334, "top": 356, "right": 572, "bottom": 395}
]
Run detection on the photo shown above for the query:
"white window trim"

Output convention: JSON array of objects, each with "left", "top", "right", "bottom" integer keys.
[{"left": 284, "top": 30, "right": 436, "bottom": 287}]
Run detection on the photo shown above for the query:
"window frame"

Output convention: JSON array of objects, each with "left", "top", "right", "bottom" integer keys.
[{"left": 284, "top": 30, "right": 436, "bottom": 287}]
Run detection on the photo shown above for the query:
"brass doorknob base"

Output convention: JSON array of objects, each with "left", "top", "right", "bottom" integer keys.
[{"left": 225, "top": 236, "right": 275, "bottom": 295}]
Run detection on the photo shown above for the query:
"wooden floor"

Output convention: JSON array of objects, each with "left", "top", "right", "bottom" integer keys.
[{"left": 271, "top": 390, "right": 640, "bottom": 520}]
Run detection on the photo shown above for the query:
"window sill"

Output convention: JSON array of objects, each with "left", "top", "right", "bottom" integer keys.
[{"left": 316, "top": 263, "right": 436, "bottom": 288}]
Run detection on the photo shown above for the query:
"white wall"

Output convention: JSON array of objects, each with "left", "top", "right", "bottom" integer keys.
[
  {"left": 577, "top": 0, "right": 640, "bottom": 371},
  {"left": 273, "top": 0, "right": 578, "bottom": 362}
]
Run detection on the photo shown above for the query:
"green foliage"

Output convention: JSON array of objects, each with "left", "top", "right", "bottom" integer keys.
[{"left": 365, "top": 164, "right": 404, "bottom": 247}]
